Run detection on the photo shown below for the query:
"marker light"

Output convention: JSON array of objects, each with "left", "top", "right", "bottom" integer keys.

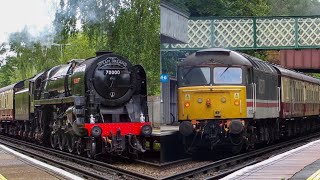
[
  {"left": 184, "top": 102, "right": 190, "bottom": 108},
  {"left": 234, "top": 100, "right": 240, "bottom": 106},
  {"left": 206, "top": 98, "right": 211, "bottom": 107}
]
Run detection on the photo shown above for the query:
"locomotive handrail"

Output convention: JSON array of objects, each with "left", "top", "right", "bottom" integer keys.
[
  {"left": 254, "top": 83, "right": 257, "bottom": 113},
  {"left": 252, "top": 83, "right": 256, "bottom": 114},
  {"left": 182, "top": 88, "right": 242, "bottom": 92},
  {"left": 278, "top": 87, "right": 281, "bottom": 112}
]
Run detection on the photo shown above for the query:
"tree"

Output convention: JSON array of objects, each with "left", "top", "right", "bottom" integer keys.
[
  {"left": 166, "top": 0, "right": 270, "bottom": 17},
  {"left": 0, "top": 28, "right": 61, "bottom": 85},
  {"left": 267, "top": 0, "right": 320, "bottom": 16},
  {"left": 54, "top": 0, "right": 160, "bottom": 95},
  {"left": 111, "top": 0, "right": 160, "bottom": 95},
  {"left": 54, "top": 0, "right": 122, "bottom": 49},
  {"left": 61, "top": 33, "right": 96, "bottom": 63}
]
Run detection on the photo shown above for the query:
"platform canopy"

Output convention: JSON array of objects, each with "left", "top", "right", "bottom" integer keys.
[{"left": 160, "top": 0, "right": 189, "bottom": 44}]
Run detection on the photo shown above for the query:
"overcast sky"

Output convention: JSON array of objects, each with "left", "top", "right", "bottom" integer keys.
[{"left": 0, "top": 0, "right": 57, "bottom": 44}]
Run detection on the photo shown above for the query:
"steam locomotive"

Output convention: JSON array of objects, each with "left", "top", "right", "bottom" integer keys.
[
  {"left": 178, "top": 48, "right": 320, "bottom": 153},
  {"left": 0, "top": 51, "right": 152, "bottom": 158}
]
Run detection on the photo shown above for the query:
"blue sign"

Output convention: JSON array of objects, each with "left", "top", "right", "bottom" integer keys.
[{"left": 160, "top": 74, "right": 169, "bottom": 83}]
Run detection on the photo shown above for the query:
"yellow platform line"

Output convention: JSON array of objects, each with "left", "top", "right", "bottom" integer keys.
[
  {"left": 0, "top": 174, "right": 7, "bottom": 180},
  {"left": 307, "top": 169, "right": 320, "bottom": 180}
]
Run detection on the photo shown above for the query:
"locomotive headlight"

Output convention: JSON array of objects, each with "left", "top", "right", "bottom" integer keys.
[
  {"left": 197, "top": 98, "right": 203, "bottom": 103},
  {"left": 141, "top": 125, "right": 152, "bottom": 136},
  {"left": 91, "top": 126, "right": 102, "bottom": 138},
  {"left": 221, "top": 97, "right": 226, "bottom": 103}
]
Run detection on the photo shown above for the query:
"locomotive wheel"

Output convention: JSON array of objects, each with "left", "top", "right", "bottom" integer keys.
[
  {"left": 50, "top": 133, "right": 58, "bottom": 149},
  {"left": 230, "top": 135, "right": 243, "bottom": 154},
  {"left": 58, "top": 133, "right": 64, "bottom": 151},
  {"left": 66, "top": 134, "right": 76, "bottom": 153},
  {"left": 86, "top": 138, "right": 96, "bottom": 159}
]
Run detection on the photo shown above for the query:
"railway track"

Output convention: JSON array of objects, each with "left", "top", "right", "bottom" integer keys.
[
  {"left": 135, "top": 158, "right": 192, "bottom": 168},
  {"left": 159, "top": 132, "right": 320, "bottom": 180},
  {"left": 0, "top": 135, "right": 157, "bottom": 180},
  {"left": 2, "top": 132, "right": 320, "bottom": 180}
]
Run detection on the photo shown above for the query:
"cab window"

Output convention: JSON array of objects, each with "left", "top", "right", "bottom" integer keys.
[
  {"left": 179, "top": 67, "right": 210, "bottom": 86},
  {"left": 213, "top": 67, "right": 242, "bottom": 84}
]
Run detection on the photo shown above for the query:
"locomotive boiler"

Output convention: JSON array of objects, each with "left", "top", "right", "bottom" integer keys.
[
  {"left": 0, "top": 51, "right": 152, "bottom": 158},
  {"left": 178, "top": 48, "right": 320, "bottom": 153}
]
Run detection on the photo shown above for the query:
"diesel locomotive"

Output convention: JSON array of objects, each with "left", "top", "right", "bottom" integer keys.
[
  {"left": 0, "top": 51, "right": 152, "bottom": 158},
  {"left": 178, "top": 48, "right": 320, "bottom": 152}
]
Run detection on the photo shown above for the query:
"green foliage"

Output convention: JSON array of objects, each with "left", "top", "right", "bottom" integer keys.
[
  {"left": 166, "top": 0, "right": 270, "bottom": 16},
  {"left": 110, "top": 0, "right": 160, "bottom": 95},
  {"left": 267, "top": 0, "right": 320, "bottom": 16},
  {"left": 307, "top": 73, "right": 320, "bottom": 79},
  {"left": 0, "top": 29, "right": 61, "bottom": 86},
  {"left": 54, "top": 0, "right": 122, "bottom": 49},
  {"left": 240, "top": 50, "right": 268, "bottom": 60},
  {"left": 161, "top": 51, "right": 194, "bottom": 78},
  {"left": 61, "top": 34, "right": 96, "bottom": 63},
  {"left": 54, "top": 0, "right": 160, "bottom": 95},
  {"left": 0, "top": 0, "right": 160, "bottom": 95}
]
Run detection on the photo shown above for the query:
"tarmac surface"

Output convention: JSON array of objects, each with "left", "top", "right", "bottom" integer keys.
[{"left": 0, "top": 144, "right": 82, "bottom": 180}]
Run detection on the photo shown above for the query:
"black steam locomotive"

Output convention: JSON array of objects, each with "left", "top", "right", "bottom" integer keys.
[{"left": 0, "top": 51, "right": 152, "bottom": 158}]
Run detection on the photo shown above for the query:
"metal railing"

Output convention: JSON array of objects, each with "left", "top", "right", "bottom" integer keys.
[{"left": 162, "top": 16, "right": 320, "bottom": 50}]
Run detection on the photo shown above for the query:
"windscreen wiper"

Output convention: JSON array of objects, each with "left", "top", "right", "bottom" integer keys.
[{"left": 220, "top": 65, "right": 231, "bottom": 77}]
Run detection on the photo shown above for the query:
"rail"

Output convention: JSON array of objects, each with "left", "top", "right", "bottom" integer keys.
[
  {"left": 0, "top": 135, "right": 157, "bottom": 180},
  {"left": 159, "top": 131, "right": 320, "bottom": 180}
]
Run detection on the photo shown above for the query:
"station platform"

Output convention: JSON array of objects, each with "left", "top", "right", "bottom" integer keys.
[
  {"left": 0, "top": 144, "right": 82, "bottom": 180},
  {"left": 222, "top": 138, "right": 320, "bottom": 180},
  {"left": 152, "top": 125, "right": 179, "bottom": 136}
]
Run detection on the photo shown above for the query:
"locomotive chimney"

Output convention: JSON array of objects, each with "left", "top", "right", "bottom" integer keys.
[{"left": 96, "top": 51, "right": 112, "bottom": 56}]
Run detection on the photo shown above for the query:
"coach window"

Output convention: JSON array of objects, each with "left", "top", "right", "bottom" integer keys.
[{"left": 213, "top": 67, "right": 242, "bottom": 84}]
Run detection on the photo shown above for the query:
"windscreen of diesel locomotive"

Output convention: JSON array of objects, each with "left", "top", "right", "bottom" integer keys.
[
  {"left": 178, "top": 67, "right": 210, "bottom": 87},
  {"left": 213, "top": 67, "right": 242, "bottom": 84}
]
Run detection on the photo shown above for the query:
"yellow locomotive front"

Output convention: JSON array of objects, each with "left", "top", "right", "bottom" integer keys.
[{"left": 178, "top": 49, "right": 253, "bottom": 151}]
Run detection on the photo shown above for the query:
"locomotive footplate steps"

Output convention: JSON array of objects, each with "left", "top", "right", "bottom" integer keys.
[
  {"left": 222, "top": 138, "right": 320, "bottom": 180},
  {"left": 0, "top": 144, "right": 79, "bottom": 180}
]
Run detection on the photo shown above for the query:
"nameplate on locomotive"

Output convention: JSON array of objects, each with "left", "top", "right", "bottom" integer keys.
[{"left": 97, "top": 57, "right": 128, "bottom": 68}]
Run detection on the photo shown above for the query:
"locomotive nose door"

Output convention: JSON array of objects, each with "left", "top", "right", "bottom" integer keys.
[
  {"left": 90, "top": 56, "right": 138, "bottom": 108},
  {"left": 93, "top": 57, "right": 132, "bottom": 100}
]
